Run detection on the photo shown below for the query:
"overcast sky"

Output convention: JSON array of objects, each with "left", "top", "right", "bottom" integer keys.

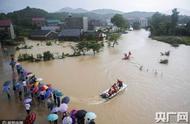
[{"left": 0, "top": 0, "right": 190, "bottom": 13}]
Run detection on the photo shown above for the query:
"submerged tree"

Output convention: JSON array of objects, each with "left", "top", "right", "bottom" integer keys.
[
  {"left": 43, "top": 51, "right": 54, "bottom": 61},
  {"left": 73, "top": 40, "right": 103, "bottom": 55},
  {"left": 107, "top": 33, "right": 121, "bottom": 47}
]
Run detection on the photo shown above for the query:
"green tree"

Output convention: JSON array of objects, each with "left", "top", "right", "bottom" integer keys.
[
  {"left": 171, "top": 8, "right": 179, "bottom": 35},
  {"left": 132, "top": 21, "right": 141, "bottom": 30},
  {"left": 107, "top": 33, "right": 121, "bottom": 47},
  {"left": 87, "top": 41, "right": 102, "bottom": 55},
  {"left": 76, "top": 41, "right": 88, "bottom": 55},
  {"left": 111, "top": 14, "right": 128, "bottom": 29},
  {"left": 75, "top": 40, "right": 103, "bottom": 55},
  {"left": 186, "top": 21, "right": 190, "bottom": 35},
  {"left": 150, "top": 12, "right": 171, "bottom": 36},
  {"left": 43, "top": 51, "right": 54, "bottom": 61}
]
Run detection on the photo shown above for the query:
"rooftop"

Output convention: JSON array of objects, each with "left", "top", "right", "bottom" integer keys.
[
  {"left": 30, "top": 30, "right": 52, "bottom": 36},
  {"left": 0, "top": 19, "right": 12, "bottom": 27},
  {"left": 59, "top": 29, "right": 81, "bottom": 37}
]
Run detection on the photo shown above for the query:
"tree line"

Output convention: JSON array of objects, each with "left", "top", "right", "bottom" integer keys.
[{"left": 149, "top": 8, "right": 190, "bottom": 36}]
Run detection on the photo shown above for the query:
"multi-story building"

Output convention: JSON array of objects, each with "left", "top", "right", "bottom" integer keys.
[
  {"left": 0, "top": 19, "right": 15, "bottom": 39},
  {"left": 64, "top": 16, "right": 88, "bottom": 32}
]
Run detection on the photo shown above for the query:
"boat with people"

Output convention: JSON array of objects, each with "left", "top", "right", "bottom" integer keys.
[
  {"left": 160, "top": 59, "right": 168, "bottom": 64},
  {"left": 160, "top": 50, "right": 170, "bottom": 56},
  {"left": 122, "top": 51, "right": 132, "bottom": 60},
  {"left": 100, "top": 80, "right": 127, "bottom": 100}
]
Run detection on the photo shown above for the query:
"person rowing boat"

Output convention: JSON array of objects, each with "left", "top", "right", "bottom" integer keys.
[{"left": 100, "top": 80, "right": 127, "bottom": 99}]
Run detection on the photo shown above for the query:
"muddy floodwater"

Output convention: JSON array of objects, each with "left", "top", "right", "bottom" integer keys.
[{"left": 0, "top": 29, "right": 190, "bottom": 124}]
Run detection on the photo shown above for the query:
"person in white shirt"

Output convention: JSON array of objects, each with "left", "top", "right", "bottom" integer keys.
[{"left": 25, "top": 103, "right": 31, "bottom": 114}]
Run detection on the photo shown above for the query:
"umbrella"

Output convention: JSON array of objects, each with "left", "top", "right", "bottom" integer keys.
[
  {"left": 24, "top": 112, "right": 36, "bottom": 124},
  {"left": 54, "top": 90, "right": 63, "bottom": 97},
  {"left": 24, "top": 97, "right": 32, "bottom": 104},
  {"left": 27, "top": 73, "right": 33, "bottom": 77},
  {"left": 36, "top": 78, "right": 43, "bottom": 82},
  {"left": 51, "top": 107, "right": 59, "bottom": 113},
  {"left": 47, "top": 87, "right": 53, "bottom": 92},
  {"left": 32, "top": 86, "right": 39, "bottom": 94},
  {"left": 62, "top": 116, "right": 73, "bottom": 124},
  {"left": 3, "top": 81, "right": 11, "bottom": 87},
  {"left": 59, "top": 103, "right": 68, "bottom": 113},
  {"left": 44, "top": 90, "right": 52, "bottom": 99},
  {"left": 3, "top": 86, "right": 10, "bottom": 93},
  {"left": 75, "top": 110, "right": 87, "bottom": 119},
  {"left": 15, "top": 82, "right": 22, "bottom": 90},
  {"left": 22, "top": 81, "right": 26, "bottom": 86},
  {"left": 85, "top": 112, "right": 97, "bottom": 121},
  {"left": 40, "top": 85, "right": 48, "bottom": 91},
  {"left": 62, "top": 96, "right": 70, "bottom": 104},
  {"left": 34, "top": 82, "right": 39, "bottom": 87},
  {"left": 47, "top": 114, "right": 58, "bottom": 121},
  {"left": 16, "top": 63, "right": 20, "bottom": 66}
]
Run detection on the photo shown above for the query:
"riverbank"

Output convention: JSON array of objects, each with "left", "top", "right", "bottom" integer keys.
[{"left": 151, "top": 36, "right": 190, "bottom": 47}]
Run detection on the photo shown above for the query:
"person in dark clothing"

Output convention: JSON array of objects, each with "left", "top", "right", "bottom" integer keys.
[
  {"left": 53, "top": 93, "right": 57, "bottom": 105},
  {"left": 19, "top": 89, "right": 23, "bottom": 101},
  {"left": 57, "top": 96, "right": 61, "bottom": 107},
  {"left": 117, "top": 79, "right": 123, "bottom": 88},
  {"left": 75, "top": 110, "right": 87, "bottom": 124},
  {"left": 10, "top": 55, "right": 16, "bottom": 72}
]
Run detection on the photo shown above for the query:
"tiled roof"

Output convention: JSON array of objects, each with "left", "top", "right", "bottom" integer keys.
[
  {"left": 30, "top": 30, "right": 51, "bottom": 37},
  {"left": 59, "top": 29, "right": 81, "bottom": 37},
  {"left": 0, "top": 19, "right": 12, "bottom": 27}
]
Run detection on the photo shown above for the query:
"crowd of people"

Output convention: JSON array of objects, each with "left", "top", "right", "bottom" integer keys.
[{"left": 2, "top": 54, "right": 97, "bottom": 124}]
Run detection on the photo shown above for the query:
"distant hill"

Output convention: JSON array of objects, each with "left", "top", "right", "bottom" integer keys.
[
  {"left": 59, "top": 7, "right": 88, "bottom": 13},
  {"left": 1, "top": 7, "right": 189, "bottom": 28},
  {"left": 91, "top": 9, "right": 124, "bottom": 15},
  {"left": 58, "top": 7, "right": 124, "bottom": 15},
  {"left": 0, "top": 6, "right": 49, "bottom": 26},
  {"left": 123, "top": 11, "right": 155, "bottom": 19}
]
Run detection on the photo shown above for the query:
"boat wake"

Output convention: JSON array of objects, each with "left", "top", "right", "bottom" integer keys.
[{"left": 69, "top": 96, "right": 106, "bottom": 105}]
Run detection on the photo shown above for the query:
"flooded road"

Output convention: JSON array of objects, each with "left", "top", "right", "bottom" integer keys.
[{"left": 0, "top": 29, "right": 190, "bottom": 124}]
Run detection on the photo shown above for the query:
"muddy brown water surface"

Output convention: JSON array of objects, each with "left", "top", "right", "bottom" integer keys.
[{"left": 0, "top": 29, "right": 190, "bottom": 124}]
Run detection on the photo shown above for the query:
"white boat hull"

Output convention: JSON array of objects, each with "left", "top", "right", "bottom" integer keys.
[{"left": 100, "top": 83, "right": 127, "bottom": 100}]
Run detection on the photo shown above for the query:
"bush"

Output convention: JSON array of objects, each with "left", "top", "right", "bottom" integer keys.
[
  {"left": 43, "top": 51, "right": 54, "bottom": 61},
  {"left": 17, "top": 53, "right": 34, "bottom": 62},
  {"left": 46, "top": 41, "right": 52, "bottom": 46}
]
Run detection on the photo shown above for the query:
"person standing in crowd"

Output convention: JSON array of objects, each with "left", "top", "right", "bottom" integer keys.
[
  {"left": 16, "top": 63, "right": 22, "bottom": 76},
  {"left": 12, "top": 72, "right": 17, "bottom": 92},
  {"left": 53, "top": 92, "right": 57, "bottom": 105},
  {"left": 9, "top": 54, "right": 16, "bottom": 72},
  {"left": 3, "top": 85, "right": 11, "bottom": 100},
  {"left": 62, "top": 112, "right": 72, "bottom": 124},
  {"left": 23, "top": 80, "right": 27, "bottom": 95},
  {"left": 24, "top": 103, "right": 31, "bottom": 115},
  {"left": 15, "top": 83, "right": 23, "bottom": 101}
]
